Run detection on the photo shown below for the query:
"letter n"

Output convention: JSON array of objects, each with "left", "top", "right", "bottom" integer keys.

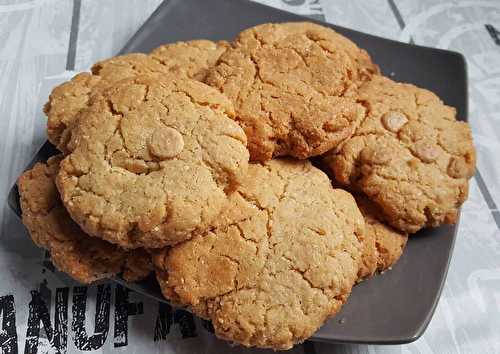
[{"left": 24, "top": 288, "right": 69, "bottom": 354}]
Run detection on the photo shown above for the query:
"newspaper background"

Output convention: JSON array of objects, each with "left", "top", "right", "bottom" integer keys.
[{"left": 0, "top": 0, "right": 499, "bottom": 353}]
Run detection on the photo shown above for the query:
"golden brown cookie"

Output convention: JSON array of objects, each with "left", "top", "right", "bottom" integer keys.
[
  {"left": 153, "top": 159, "right": 364, "bottom": 350},
  {"left": 324, "top": 76, "right": 476, "bottom": 233},
  {"left": 151, "top": 40, "right": 229, "bottom": 81},
  {"left": 18, "top": 156, "right": 152, "bottom": 284},
  {"left": 205, "top": 22, "right": 379, "bottom": 161},
  {"left": 355, "top": 195, "right": 407, "bottom": 281},
  {"left": 122, "top": 249, "right": 154, "bottom": 282},
  {"left": 56, "top": 75, "right": 249, "bottom": 249},
  {"left": 45, "top": 54, "right": 172, "bottom": 152},
  {"left": 46, "top": 41, "right": 228, "bottom": 152}
]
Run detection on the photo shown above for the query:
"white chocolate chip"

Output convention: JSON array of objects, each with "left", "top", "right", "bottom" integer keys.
[
  {"left": 382, "top": 111, "right": 408, "bottom": 133},
  {"left": 148, "top": 126, "right": 184, "bottom": 159},
  {"left": 413, "top": 142, "right": 440, "bottom": 163}
]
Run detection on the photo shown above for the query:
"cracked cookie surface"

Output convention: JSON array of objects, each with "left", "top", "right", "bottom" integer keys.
[
  {"left": 356, "top": 195, "right": 407, "bottom": 280},
  {"left": 205, "top": 22, "right": 378, "bottom": 161},
  {"left": 56, "top": 75, "right": 249, "bottom": 249},
  {"left": 18, "top": 156, "right": 152, "bottom": 284},
  {"left": 324, "top": 76, "right": 476, "bottom": 233},
  {"left": 151, "top": 40, "right": 229, "bottom": 81},
  {"left": 46, "top": 41, "right": 228, "bottom": 152},
  {"left": 45, "top": 54, "right": 172, "bottom": 152},
  {"left": 153, "top": 159, "right": 364, "bottom": 350}
]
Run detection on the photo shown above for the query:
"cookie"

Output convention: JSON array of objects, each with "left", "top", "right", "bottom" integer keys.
[
  {"left": 151, "top": 40, "right": 229, "bottom": 81},
  {"left": 46, "top": 41, "right": 228, "bottom": 152},
  {"left": 122, "top": 250, "right": 154, "bottom": 282},
  {"left": 18, "top": 155, "right": 152, "bottom": 284},
  {"left": 324, "top": 76, "right": 476, "bottom": 233},
  {"left": 355, "top": 195, "right": 407, "bottom": 280},
  {"left": 205, "top": 22, "right": 379, "bottom": 161},
  {"left": 56, "top": 75, "right": 249, "bottom": 249},
  {"left": 153, "top": 159, "right": 364, "bottom": 350},
  {"left": 45, "top": 54, "right": 172, "bottom": 152}
]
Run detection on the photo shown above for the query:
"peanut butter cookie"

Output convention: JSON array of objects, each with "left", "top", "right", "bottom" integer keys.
[
  {"left": 356, "top": 195, "right": 407, "bottom": 280},
  {"left": 153, "top": 159, "right": 364, "bottom": 350},
  {"left": 46, "top": 41, "right": 228, "bottom": 152},
  {"left": 56, "top": 75, "right": 249, "bottom": 249},
  {"left": 18, "top": 156, "right": 152, "bottom": 284},
  {"left": 205, "top": 22, "right": 378, "bottom": 161},
  {"left": 45, "top": 54, "right": 171, "bottom": 152},
  {"left": 324, "top": 76, "right": 475, "bottom": 233},
  {"left": 151, "top": 40, "right": 229, "bottom": 81}
]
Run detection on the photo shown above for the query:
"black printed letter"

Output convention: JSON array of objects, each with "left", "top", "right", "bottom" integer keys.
[
  {"left": 113, "top": 285, "right": 143, "bottom": 347},
  {"left": 154, "top": 303, "right": 196, "bottom": 341},
  {"left": 71, "top": 285, "right": 111, "bottom": 350},
  {"left": 24, "top": 288, "right": 69, "bottom": 354},
  {"left": 485, "top": 24, "right": 500, "bottom": 46},
  {"left": 0, "top": 295, "right": 18, "bottom": 354}
]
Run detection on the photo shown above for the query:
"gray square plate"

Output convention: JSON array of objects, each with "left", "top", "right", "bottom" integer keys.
[{"left": 8, "top": 0, "right": 467, "bottom": 345}]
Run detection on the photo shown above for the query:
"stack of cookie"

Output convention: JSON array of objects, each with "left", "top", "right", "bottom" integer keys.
[{"left": 18, "top": 22, "right": 475, "bottom": 350}]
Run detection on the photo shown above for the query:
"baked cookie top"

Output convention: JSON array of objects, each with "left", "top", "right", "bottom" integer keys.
[
  {"left": 45, "top": 54, "right": 172, "bottom": 152},
  {"left": 205, "top": 22, "right": 378, "bottom": 161},
  {"left": 151, "top": 40, "right": 229, "bottom": 81},
  {"left": 153, "top": 159, "right": 364, "bottom": 350},
  {"left": 56, "top": 75, "right": 249, "bottom": 249},
  {"left": 324, "top": 76, "right": 476, "bottom": 233},
  {"left": 18, "top": 156, "right": 152, "bottom": 284},
  {"left": 46, "top": 40, "right": 228, "bottom": 152},
  {"left": 355, "top": 195, "right": 407, "bottom": 281}
]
